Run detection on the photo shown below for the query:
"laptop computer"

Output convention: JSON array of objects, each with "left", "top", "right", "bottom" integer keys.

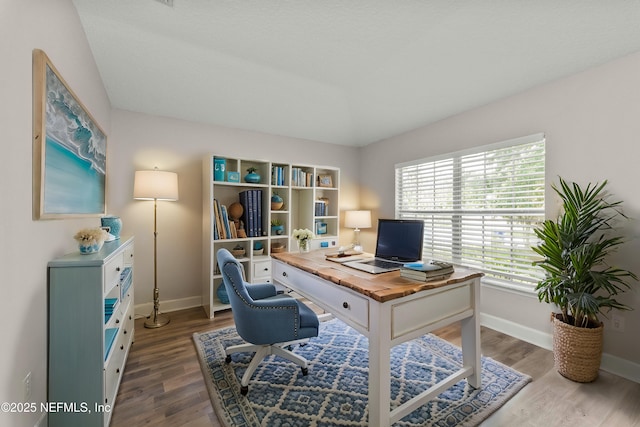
[{"left": 344, "top": 219, "right": 424, "bottom": 274}]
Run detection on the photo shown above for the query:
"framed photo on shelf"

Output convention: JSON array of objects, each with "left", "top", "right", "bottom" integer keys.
[
  {"left": 32, "top": 49, "right": 107, "bottom": 219},
  {"left": 317, "top": 174, "right": 333, "bottom": 188}
]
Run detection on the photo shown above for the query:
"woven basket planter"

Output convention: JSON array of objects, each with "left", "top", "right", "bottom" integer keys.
[{"left": 552, "top": 313, "right": 603, "bottom": 383}]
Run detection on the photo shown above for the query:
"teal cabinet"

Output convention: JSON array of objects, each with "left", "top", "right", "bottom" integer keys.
[{"left": 48, "top": 237, "right": 134, "bottom": 427}]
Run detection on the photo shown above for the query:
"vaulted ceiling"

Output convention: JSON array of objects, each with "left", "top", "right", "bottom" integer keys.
[{"left": 72, "top": 0, "right": 640, "bottom": 146}]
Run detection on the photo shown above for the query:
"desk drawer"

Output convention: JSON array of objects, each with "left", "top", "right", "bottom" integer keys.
[
  {"left": 391, "top": 281, "right": 473, "bottom": 340},
  {"left": 274, "top": 261, "right": 369, "bottom": 330}
]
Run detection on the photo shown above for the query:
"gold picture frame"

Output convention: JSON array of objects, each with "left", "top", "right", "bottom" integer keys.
[
  {"left": 33, "top": 49, "right": 107, "bottom": 219},
  {"left": 317, "top": 174, "right": 333, "bottom": 188}
]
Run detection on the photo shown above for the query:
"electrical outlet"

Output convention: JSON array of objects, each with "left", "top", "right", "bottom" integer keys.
[
  {"left": 611, "top": 313, "right": 625, "bottom": 332},
  {"left": 23, "top": 372, "right": 32, "bottom": 401}
]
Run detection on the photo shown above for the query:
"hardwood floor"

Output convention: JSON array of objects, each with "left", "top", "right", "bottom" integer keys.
[{"left": 110, "top": 307, "right": 640, "bottom": 427}]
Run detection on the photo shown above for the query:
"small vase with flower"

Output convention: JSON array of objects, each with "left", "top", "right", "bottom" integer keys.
[
  {"left": 292, "top": 228, "right": 314, "bottom": 253},
  {"left": 74, "top": 227, "right": 108, "bottom": 254}
]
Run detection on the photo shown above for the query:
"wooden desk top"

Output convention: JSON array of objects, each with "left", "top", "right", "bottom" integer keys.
[{"left": 272, "top": 250, "right": 483, "bottom": 303}]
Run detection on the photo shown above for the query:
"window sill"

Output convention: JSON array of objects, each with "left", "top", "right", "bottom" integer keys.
[{"left": 480, "top": 277, "right": 538, "bottom": 298}]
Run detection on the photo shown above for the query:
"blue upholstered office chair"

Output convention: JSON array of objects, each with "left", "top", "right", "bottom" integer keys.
[{"left": 216, "top": 248, "right": 320, "bottom": 395}]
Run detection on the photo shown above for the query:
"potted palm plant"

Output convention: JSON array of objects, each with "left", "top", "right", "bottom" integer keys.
[{"left": 532, "top": 177, "right": 637, "bottom": 382}]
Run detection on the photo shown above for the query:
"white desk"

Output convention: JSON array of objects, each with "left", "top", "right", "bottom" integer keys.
[{"left": 272, "top": 251, "right": 483, "bottom": 427}]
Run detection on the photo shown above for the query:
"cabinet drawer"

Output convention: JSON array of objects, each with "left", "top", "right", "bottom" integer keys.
[
  {"left": 274, "top": 261, "right": 369, "bottom": 330},
  {"left": 104, "top": 316, "right": 131, "bottom": 407},
  {"left": 120, "top": 280, "right": 133, "bottom": 311},
  {"left": 123, "top": 245, "right": 134, "bottom": 267},
  {"left": 252, "top": 260, "right": 272, "bottom": 279},
  {"left": 118, "top": 297, "right": 135, "bottom": 344},
  {"left": 104, "top": 340, "right": 125, "bottom": 407},
  {"left": 104, "top": 252, "right": 125, "bottom": 293}
]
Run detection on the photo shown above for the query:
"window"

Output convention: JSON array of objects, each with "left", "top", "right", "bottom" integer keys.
[{"left": 395, "top": 134, "right": 545, "bottom": 287}]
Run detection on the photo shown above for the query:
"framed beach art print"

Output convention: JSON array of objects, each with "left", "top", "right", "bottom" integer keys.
[{"left": 32, "top": 49, "right": 107, "bottom": 219}]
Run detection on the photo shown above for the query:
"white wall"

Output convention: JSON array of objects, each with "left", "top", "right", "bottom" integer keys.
[
  {"left": 0, "top": 1, "right": 111, "bottom": 426},
  {"left": 107, "top": 109, "right": 361, "bottom": 317},
  {"left": 360, "top": 50, "right": 640, "bottom": 377}
]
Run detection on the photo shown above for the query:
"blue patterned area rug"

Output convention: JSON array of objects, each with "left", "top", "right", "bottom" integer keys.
[{"left": 193, "top": 319, "right": 530, "bottom": 426}]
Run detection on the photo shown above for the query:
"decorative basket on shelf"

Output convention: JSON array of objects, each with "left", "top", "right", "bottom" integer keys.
[
  {"left": 271, "top": 243, "right": 286, "bottom": 253},
  {"left": 231, "top": 245, "right": 245, "bottom": 258}
]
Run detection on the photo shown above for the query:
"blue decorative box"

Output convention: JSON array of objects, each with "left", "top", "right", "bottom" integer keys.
[
  {"left": 227, "top": 171, "right": 240, "bottom": 183},
  {"left": 315, "top": 222, "right": 327, "bottom": 235}
]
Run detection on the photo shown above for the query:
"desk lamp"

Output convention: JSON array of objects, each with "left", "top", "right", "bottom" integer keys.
[
  {"left": 134, "top": 168, "right": 179, "bottom": 328},
  {"left": 344, "top": 210, "right": 371, "bottom": 252}
]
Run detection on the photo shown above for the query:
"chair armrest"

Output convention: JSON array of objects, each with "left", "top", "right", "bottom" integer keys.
[{"left": 246, "top": 283, "right": 277, "bottom": 300}]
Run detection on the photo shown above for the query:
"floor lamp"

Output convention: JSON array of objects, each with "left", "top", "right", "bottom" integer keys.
[{"left": 134, "top": 168, "right": 179, "bottom": 329}]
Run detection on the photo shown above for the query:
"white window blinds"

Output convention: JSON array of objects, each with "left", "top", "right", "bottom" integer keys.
[{"left": 395, "top": 134, "right": 545, "bottom": 286}]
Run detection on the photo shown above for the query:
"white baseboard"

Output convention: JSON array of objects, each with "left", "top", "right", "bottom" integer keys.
[
  {"left": 601, "top": 352, "right": 640, "bottom": 384},
  {"left": 481, "top": 313, "right": 640, "bottom": 384},
  {"left": 480, "top": 312, "right": 553, "bottom": 350},
  {"left": 134, "top": 296, "right": 202, "bottom": 319}
]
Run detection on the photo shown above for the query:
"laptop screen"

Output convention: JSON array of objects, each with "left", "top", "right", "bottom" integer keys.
[{"left": 375, "top": 219, "right": 424, "bottom": 262}]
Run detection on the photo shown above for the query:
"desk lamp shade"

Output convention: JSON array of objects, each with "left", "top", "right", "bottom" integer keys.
[
  {"left": 345, "top": 210, "right": 371, "bottom": 251},
  {"left": 134, "top": 168, "right": 178, "bottom": 328}
]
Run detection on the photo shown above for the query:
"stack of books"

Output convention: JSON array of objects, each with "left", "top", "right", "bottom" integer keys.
[
  {"left": 104, "top": 298, "right": 118, "bottom": 323},
  {"left": 271, "top": 165, "right": 287, "bottom": 186},
  {"left": 291, "top": 167, "right": 313, "bottom": 187},
  {"left": 239, "top": 189, "right": 264, "bottom": 237},
  {"left": 401, "top": 261, "right": 455, "bottom": 282}
]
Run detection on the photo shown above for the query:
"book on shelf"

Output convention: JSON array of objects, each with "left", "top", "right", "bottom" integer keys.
[
  {"left": 220, "top": 204, "right": 232, "bottom": 239},
  {"left": 400, "top": 261, "right": 455, "bottom": 282},
  {"left": 104, "top": 328, "right": 118, "bottom": 361},
  {"left": 256, "top": 190, "right": 263, "bottom": 237},
  {"left": 120, "top": 267, "right": 133, "bottom": 298}
]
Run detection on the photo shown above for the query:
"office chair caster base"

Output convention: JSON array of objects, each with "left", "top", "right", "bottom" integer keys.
[
  {"left": 301, "top": 367, "right": 309, "bottom": 376},
  {"left": 225, "top": 355, "right": 232, "bottom": 363},
  {"left": 240, "top": 385, "right": 249, "bottom": 395}
]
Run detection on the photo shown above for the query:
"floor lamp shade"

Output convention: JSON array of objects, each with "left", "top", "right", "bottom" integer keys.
[
  {"left": 134, "top": 170, "right": 179, "bottom": 201},
  {"left": 134, "top": 168, "right": 178, "bottom": 329}
]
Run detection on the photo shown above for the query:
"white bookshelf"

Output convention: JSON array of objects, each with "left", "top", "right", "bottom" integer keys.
[{"left": 202, "top": 155, "right": 340, "bottom": 318}]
